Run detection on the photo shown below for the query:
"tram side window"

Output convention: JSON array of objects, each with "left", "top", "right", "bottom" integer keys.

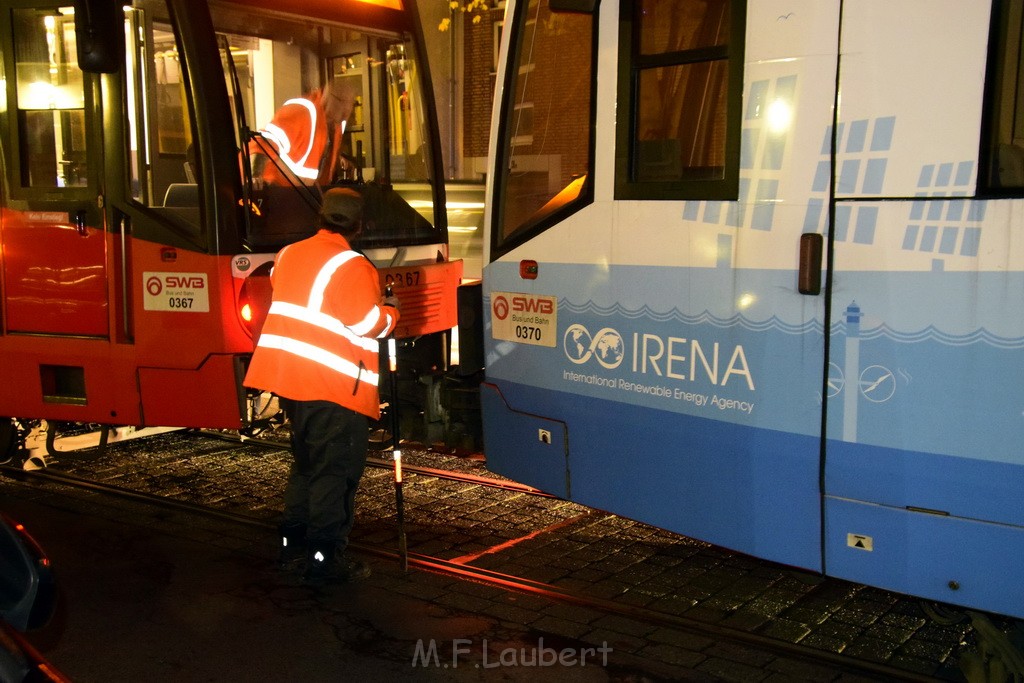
[
  {"left": 615, "top": 0, "right": 745, "bottom": 201},
  {"left": 493, "top": 0, "right": 595, "bottom": 253},
  {"left": 123, "top": 4, "right": 203, "bottom": 237},
  {"left": 385, "top": 42, "right": 433, "bottom": 183},
  {"left": 13, "top": 8, "right": 87, "bottom": 189},
  {"left": 980, "top": 0, "right": 1024, "bottom": 194}
]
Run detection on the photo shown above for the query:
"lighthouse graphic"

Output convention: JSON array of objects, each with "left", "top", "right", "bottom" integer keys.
[
  {"left": 841, "top": 301, "right": 897, "bottom": 443},
  {"left": 843, "top": 302, "right": 862, "bottom": 441}
]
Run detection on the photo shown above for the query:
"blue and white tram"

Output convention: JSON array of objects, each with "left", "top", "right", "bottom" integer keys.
[{"left": 480, "top": 0, "right": 1024, "bottom": 620}]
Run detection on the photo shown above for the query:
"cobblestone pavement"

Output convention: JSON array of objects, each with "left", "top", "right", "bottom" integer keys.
[{"left": 22, "top": 428, "right": 997, "bottom": 681}]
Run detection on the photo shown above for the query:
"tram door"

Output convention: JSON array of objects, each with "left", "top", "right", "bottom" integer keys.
[
  {"left": 0, "top": 2, "right": 108, "bottom": 338},
  {"left": 820, "top": 3, "right": 1024, "bottom": 616}
]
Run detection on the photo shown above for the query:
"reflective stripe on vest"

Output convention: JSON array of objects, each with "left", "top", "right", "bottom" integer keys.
[
  {"left": 256, "top": 334, "right": 379, "bottom": 387},
  {"left": 307, "top": 250, "right": 392, "bottom": 338},
  {"left": 267, "top": 301, "right": 379, "bottom": 354},
  {"left": 262, "top": 98, "right": 320, "bottom": 180},
  {"left": 255, "top": 249, "right": 385, "bottom": 386}
]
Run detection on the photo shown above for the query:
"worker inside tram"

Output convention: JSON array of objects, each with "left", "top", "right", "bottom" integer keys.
[{"left": 124, "top": 0, "right": 441, "bottom": 252}]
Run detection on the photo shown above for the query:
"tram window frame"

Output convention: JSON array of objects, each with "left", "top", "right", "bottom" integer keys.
[
  {"left": 490, "top": 0, "right": 598, "bottom": 258},
  {"left": 206, "top": 2, "right": 444, "bottom": 250},
  {"left": 978, "top": 0, "right": 1024, "bottom": 196},
  {"left": 8, "top": 6, "right": 94, "bottom": 193},
  {"left": 123, "top": 5, "right": 206, "bottom": 243},
  {"left": 614, "top": 0, "right": 745, "bottom": 202}
]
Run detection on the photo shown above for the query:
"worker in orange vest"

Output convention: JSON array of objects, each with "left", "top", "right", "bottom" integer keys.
[
  {"left": 254, "top": 79, "right": 355, "bottom": 187},
  {"left": 244, "top": 187, "right": 400, "bottom": 584}
]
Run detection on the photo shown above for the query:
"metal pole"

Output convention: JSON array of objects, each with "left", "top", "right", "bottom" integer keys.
[{"left": 386, "top": 286, "right": 408, "bottom": 572}]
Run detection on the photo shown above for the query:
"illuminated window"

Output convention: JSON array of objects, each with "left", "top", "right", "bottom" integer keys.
[{"left": 13, "top": 7, "right": 87, "bottom": 188}]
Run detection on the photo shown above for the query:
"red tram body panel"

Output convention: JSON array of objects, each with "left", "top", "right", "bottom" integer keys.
[{"left": 0, "top": 0, "right": 456, "bottom": 433}]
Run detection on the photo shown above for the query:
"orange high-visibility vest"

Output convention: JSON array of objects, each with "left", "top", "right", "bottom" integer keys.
[
  {"left": 259, "top": 92, "right": 331, "bottom": 184},
  {"left": 243, "top": 230, "right": 399, "bottom": 418}
]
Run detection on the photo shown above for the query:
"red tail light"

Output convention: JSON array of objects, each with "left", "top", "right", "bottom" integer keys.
[{"left": 238, "top": 262, "right": 273, "bottom": 340}]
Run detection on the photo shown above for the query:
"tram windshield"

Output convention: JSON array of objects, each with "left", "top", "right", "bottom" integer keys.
[
  {"left": 122, "top": 0, "right": 440, "bottom": 249},
  {"left": 215, "top": 4, "right": 437, "bottom": 249}
]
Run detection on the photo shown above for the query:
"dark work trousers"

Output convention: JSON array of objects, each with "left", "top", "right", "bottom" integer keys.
[{"left": 279, "top": 398, "right": 369, "bottom": 553}]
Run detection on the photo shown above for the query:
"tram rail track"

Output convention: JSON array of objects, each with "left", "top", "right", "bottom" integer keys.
[
  {"left": 1, "top": 461, "right": 942, "bottom": 682},
  {"left": 196, "top": 428, "right": 554, "bottom": 497},
  {"left": 21, "top": 423, "right": 547, "bottom": 497}
]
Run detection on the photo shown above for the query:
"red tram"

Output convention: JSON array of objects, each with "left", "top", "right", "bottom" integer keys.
[{"left": 0, "top": 0, "right": 461, "bottom": 454}]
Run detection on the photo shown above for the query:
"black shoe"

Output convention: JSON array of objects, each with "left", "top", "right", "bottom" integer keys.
[
  {"left": 277, "top": 538, "right": 305, "bottom": 572},
  {"left": 303, "top": 552, "right": 371, "bottom": 585},
  {"left": 277, "top": 524, "right": 307, "bottom": 572}
]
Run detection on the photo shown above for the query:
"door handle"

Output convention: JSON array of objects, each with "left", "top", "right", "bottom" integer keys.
[
  {"left": 798, "top": 233, "right": 823, "bottom": 295},
  {"left": 119, "top": 213, "right": 133, "bottom": 340}
]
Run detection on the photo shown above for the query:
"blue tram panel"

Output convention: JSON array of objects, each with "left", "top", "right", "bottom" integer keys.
[{"left": 481, "top": 0, "right": 1024, "bottom": 620}]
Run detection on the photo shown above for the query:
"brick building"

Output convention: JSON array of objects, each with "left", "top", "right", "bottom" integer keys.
[{"left": 421, "top": 0, "right": 504, "bottom": 180}]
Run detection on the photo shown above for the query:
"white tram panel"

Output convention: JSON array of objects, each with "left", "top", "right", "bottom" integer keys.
[{"left": 838, "top": 2, "right": 990, "bottom": 200}]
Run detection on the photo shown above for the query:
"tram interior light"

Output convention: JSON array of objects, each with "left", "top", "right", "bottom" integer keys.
[
  {"left": 354, "top": 0, "right": 403, "bottom": 9},
  {"left": 17, "top": 78, "right": 84, "bottom": 110}
]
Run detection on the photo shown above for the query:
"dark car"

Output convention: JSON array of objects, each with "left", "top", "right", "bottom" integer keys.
[{"left": 0, "top": 512, "right": 66, "bottom": 682}]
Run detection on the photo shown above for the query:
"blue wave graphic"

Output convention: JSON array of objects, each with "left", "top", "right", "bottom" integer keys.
[
  {"left": 850, "top": 323, "right": 1024, "bottom": 349},
  {"left": 561, "top": 300, "right": 1024, "bottom": 349}
]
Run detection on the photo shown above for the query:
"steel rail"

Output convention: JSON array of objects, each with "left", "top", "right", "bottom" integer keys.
[
  {"left": 196, "top": 429, "right": 554, "bottom": 496},
  {"left": 2, "top": 464, "right": 936, "bottom": 682}
]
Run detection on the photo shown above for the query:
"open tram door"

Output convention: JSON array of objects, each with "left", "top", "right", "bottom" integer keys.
[{"left": 0, "top": 0, "right": 461, "bottom": 447}]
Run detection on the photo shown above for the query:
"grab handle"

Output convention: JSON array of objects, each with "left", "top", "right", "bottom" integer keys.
[{"left": 798, "top": 233, "right": 823, "bottom": 295}]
